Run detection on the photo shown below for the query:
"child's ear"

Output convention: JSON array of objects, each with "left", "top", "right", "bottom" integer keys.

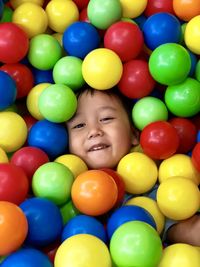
[{"left": 131, "top": 126, "right": 140, "bottom": 146}]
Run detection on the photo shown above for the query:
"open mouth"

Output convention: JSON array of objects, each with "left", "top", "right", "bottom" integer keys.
[{"left": 88, "top": 144, "right": 110, "bottom": 152}]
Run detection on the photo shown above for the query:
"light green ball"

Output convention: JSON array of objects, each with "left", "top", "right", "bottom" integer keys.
[{"left": 38, "top": 84, "right": 77, "bottom": 123}]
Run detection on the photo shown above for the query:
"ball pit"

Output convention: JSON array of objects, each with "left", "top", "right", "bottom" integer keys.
[{"left": 0, "top": 0, "right": 200, "bottom": 266}]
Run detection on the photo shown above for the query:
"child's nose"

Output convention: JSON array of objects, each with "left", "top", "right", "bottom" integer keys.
[{"left": 87, "top": 125, "right": 104, "bottom": 139}]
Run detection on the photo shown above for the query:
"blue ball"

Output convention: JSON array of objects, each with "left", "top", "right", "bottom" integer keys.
[
  {"left": 20, "top": 197, "right": 63, "bottom": 247},
  {"left": 61, "top": 215, "right": 107, "bottom": 243},
  {"left": 187, "top": 50, "right": 197, "bottom": 77},
  {"left": 106, "top": 205, "right": 156, "bottom": 239},
  {"left": 32, "top": 68, "right": 54, "bottom": 85},
  {"left": 0, "top": 70, "right": 17, "bottom": 110},
  {"left": 63, "top": 21, "right": 100, "bottom": 59},
  {"left": 27, "top": 119, "right": 68, "bottom": 159},
  {"left": 143, "top": 12, "right": 182, "bottom": 51},
  {"left": 197, "top": 130, "right": 200, "bottom": 142},
  {"left": 1, "top": 248, "right": 53, "bottom": 267}
]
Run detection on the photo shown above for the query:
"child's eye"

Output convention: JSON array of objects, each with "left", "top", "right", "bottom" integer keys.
[
  {"left": 72, "top": 123, "right": 85, "bottom": 129},
  {"left": 100, "top": 117, "right": 114, "bottom": 122}
]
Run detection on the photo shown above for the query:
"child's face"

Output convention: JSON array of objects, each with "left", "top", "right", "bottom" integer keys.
[{"left": 66, "top": 90, "right": 134, "bottom": 169}]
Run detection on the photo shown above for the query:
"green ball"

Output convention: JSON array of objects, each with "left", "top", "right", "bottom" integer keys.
[
  {"left": 132, "top": 96, "right": 168, "bottom": 130},
  {"left": 38, "top": 84, "right": 77, "bottom": 123},
  {"left": 110, "top": 221, "right": 163, "bottom": 267},
  {"left": 53, "top": 56, "right": 85, "bottom": 91},
  {"left": 195, "top": 59, "right": 200, "bottom": 82},
  {"left": 149, "top": 43, "right": 191, "bottom": 86},
  {"left": 0, "top": 6, "right": 13, "bottom": 23},
  {"left": 87, "top": 0, "right": 122, "bottom": 30},
  {"left": 165, "top": 77, "right": 200, "bottom": 117},
  {"left": 28, "top": 34, "right": 62, "bottom": 70},
  {"left": 32, "top": 162, "right": 74, "bottom": 205},
  {"left": 60, "top": 200, "right": 80, "bottom": 225}
]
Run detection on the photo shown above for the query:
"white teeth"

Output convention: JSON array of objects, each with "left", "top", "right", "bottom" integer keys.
[{"left": 89, "top": 145, "right": 108, "bottom": 151}]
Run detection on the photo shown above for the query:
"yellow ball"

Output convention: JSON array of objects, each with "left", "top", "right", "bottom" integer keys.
[
  {"left": 126, "top": 196, "right": 165, "bottom": 234},
  {"left": 0, "top": 147, "right": 9, "bottom": 163},
  {"left": 12, "top": 2, "right": 48, "bottom": 38},
  {"left": 0, "top": 112, "right": 27, "bottom": 153},
  {"left": 158, "top": 154, "right": 200, "bottom": 185},
  {"left": 185, "top": 15, "right": 200, "bottom": 55},
  {"left": 117, "top": 152, "right": 158, "bottom": 194},
  {"left": 26, "top": 83, "right": 51, "bottom": 120},
  {"left": 10, "top": 0, "right": 44, "bottom": 9},
  {"left": 158, "top": 243, "right": 200, "bottom": 267},
  {"left": 55, "top": 154, "right": 88, "bottom": 178},
  {"left": 82, "top": 48, "right": 123, "bottom": 90},
  {"left": 54, "top": 234, "right": 112, "bottom": 267},
  {"left": 45, "top": 0, "right": 79, "bottom": 33},
  {"left": 157, "top": 176, "right": 200, "bottom": 220},
  {"left": 120, "top": 0, "right": 148, "bottom": 18}
]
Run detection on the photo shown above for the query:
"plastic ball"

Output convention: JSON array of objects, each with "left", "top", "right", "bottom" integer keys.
[
  {"left": 143, "top": 12, "right": 181, "bottom": 51},
  {"left": 159, "top": 154, "right": 200, "bottom": 185},
  {"left": 0, "top": 63, "right": 34, "bottom": 99},
  {"left": 60, "top": 200, "right": 80, "bottom": 225},
  {"left": 28, "top": 34, "right": 62, "bottom": 70},
  {"left": 164, "top": 77, "right": 200, "bottom": 117},
  {"left": 158, "top": 243, "right": 200, "bottom": 267},
  {"left": 192, "top": 142, "right": 200, "bottom": 172},
  {"left": 132, "top": 96, "right": 168, "bottom": 130},
  {"left": 118, "top": 59, "right": 156, "bottom": 99},
  {"left": 11, "top": 146, "right": 49, "bottom": 184},
  {"left": 0, "top": 163, "right": 29, "bottom": 205},
  {"left": 169, "top": 117, "right": 197, "bottom": 153},
  {"left": 0, "top": 111, "right": 27, "bottom": 153},
  {"left": 32, "top": 68, "right": 54, "bottom": 85},
  {"left": 20, "top": 197, "right": 63, "bottom": 247},
  {"left": 0, "top": 6, "right": 13, "bottom": 23},
  {"left": 0, "top": 201, "right": 28, "bottom": 256},
  {"left": 0, "top": 22, "right": 29, "bottom": 64},
  {"left": 0, "top": 70, "right": 17, "bottom": 110},
  {"left": 0, "top": 147, "right": 8, "bottom": 163},
  {"left": 184, "top": 15, "right": 200, "bottom": 55},
  {"left": 73, "top": 0, "right": 90, "bottom": 10},
  {"left": 38, "top": 84, "right": 77, "bottom": 123},
  {"left": 26, "top": 83, "right": 51, "bottom": 120},
  {"left": 71, "top": 170, "right": 118, "bottom": 216},
  {"left": 104, "top": 21, "right": 144, "bottom": 62},
  {"left": 53, "top": 56, "right": 85, "bottom": 91},
  {"left": 62, "top": 21, "right": 100, "bottom": 59},
  {"left": 117, "top": 152, "right": 158, "bottom": 194},
  {"left": 82, "top": 48, "right": 123, "bottom": 90},
  {"left": 144, "top": 0, "right": 174, "bottom": 17},
  {"left": 173, "top": 0, "right": 200, "bottom": 22},
  {"left": 55, "top": 154, "right": 88, "bottom": 178},
  {"left": 1, "top": 248, "right": 53, "bottom": 267},
  {"left": 45, "top": 0, "right": 79, "bottom": 33},
  {"left": 107, "top": 205, "right": 156, "bottom": 239},
  {"left": 55, "top": 234, "right": 112, "bottom": 267},
  {"left": 27, "top": 119, "right": 68, "bottom": 159},
  {"left": 149, "top": 43, "right": 191, "bottom": 86},
  {"left": 61, "top": 214, "right": 107, "bottom": 243},
  {"left": 120, "top": 0, "right": 148, "bottom": 18},
  {"left": 157, "top": 176, "right": 200, "bottom": 220},
  {"left": 140, "top": 121, "right": 180, "bottom": 160},
  {"left": 110, "top": 221, "right": 162, "bottom": 267},
  {"left": 32, "top": 162, "right": 74, "bottom": 205},
  {"left": 87, "top": 0, "right": 122, "bottom": 30},
  {"left": 10, "top": 0, "right": 44, "bottom": 9},
  {"left": 125, "top": 196, "right": 165, "bottom": 234},
  {"left": 12, "top": 2, "right": 48, "bottom": 38}
]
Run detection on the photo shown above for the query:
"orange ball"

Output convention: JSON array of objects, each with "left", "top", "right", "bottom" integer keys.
[
  {"left": 0, "top": 201, "right": 28, "bottom": 256},
  {"left": 173, "top": 0, "right": 200, "bottom": 21},
  {"left": 71, "top": 170, "right": 118, "bottom": 216}
]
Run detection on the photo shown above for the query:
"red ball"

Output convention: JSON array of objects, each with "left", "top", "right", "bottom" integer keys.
[
  {"left": 73, "top": 0, "right": 90, "bottom": 10},
  {"left": 23, "top": 114, "right": 38, "bottom": 132},
  {"left": 169, "top": 117, "right": 197, "bottom": 154},
  {"left": 140, "top": 121, "right": 180, "bottom": 160},
  {"left": 104, "top": 21, "right": 144, "bottom": 62},
  {"left": 10, "top": 146, "right": 49, "bottom": 184},
  {"left": 0, "top": 22, "right": 29, "bottom": 64},
  {"left": 192, "top": 142, "right": 200, "bottom": 172},
  {"left": 0, "top": 63, "right": 34, "bottom": 98},
  {"left": 0, "top": 163, "right": 29, "bottom": 205},
  {"left": 79, "top": 7, "right": 90, "bottom": 22},
  {"left": 118, "top": 59, "right": 155, "bottom": 99},
  {"left": 101, "top": 168, "right": 125, "bottom": 207},
  {"left": 144, "top": 0, "right": 175, "bottom": 17}
]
